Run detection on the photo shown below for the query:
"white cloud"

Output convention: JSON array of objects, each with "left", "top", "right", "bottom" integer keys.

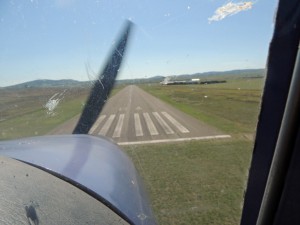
[{"left": 208, "top": 1, "right": 254, "bottom": 23}]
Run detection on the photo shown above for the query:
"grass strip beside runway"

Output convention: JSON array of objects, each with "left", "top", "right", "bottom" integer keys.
[{"left": 124, "top": 138, "right": 253, "bottom": 225}]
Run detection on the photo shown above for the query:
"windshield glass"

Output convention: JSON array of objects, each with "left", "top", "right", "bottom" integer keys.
[{"left": 0, "top": 1, "right": 277, "bottom": 224}]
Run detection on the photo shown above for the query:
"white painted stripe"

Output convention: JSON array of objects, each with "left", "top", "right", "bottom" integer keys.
[
  {"left": 113, "top": 114, "right": 125, "bottom": 138},
  {"left": 143, "top": 113, "right": 158, "bottom": 135},
  {"left": 118, "top": 135, "right": 231, "bottom": 145},
  {"left": 162, "top": 112, "right": 189, "bottom": 133},
  {"left": 98, "top": 114, "right": 115, "bottom": 136},
  {"left": 89, "top": 115, "right": 106, "bottom": 134},
  {"left": 134, "top": 113, "right": 143, "bottom": 136},
  {"left": 152, "top": 112, "right": 174, "bottom": 134}
]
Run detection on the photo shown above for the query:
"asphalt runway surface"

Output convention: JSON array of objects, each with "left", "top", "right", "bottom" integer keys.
[{"left": 49, "top": 85, "right": 230, "bottom": 145}]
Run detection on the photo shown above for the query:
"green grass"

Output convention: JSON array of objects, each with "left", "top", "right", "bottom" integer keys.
[
  {"left": 124, "top": 138, "right": 253, "bottom": 225},
  {"left": 140, "top": 78, "right": 264, "bottom": 134},
  {"left": 0, "top": 85, "right": 123, "bottom": 140},
  {"left": 0, "top": 89, "right": 88, "bottom": 140}
]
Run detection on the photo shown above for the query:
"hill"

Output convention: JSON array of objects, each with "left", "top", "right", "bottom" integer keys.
[
  {"left": 116, "top": 76, "right": 165, "bottom": 85},
  {"left": 2, "top": 69, "right": 265, "bottom": 89},
  {"left": 4, "top": 79, "right": 91, "bottom": 89},
  {"left": 170, "top": 69, "right": 265, "bottom": 81}
]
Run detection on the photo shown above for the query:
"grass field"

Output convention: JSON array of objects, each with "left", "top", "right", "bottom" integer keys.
[
  {"left": 0, "top": 77, "right": 264, "bottom": 224},
  {"left": 0, "top": 85, "right": 123, "bottom": 140},
  {"left": 125, "top": 138, "right": 252, "bottom": 224},
  {"left": 140, "top": 78, "right": 264, "bottom": 134},
  {"left": 0, "top": 87, "right": 89, "bottom": 140}
]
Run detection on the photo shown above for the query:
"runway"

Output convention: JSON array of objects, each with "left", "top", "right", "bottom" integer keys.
[{"left": 50, "top": 85, "right": 230, "bottom": 145}]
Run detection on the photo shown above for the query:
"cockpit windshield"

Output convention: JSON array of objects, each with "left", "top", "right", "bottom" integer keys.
[{"left": 0, "top": 1, "right": 277, "bottom": 224}]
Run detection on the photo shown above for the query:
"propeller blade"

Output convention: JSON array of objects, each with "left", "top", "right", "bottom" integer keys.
[{"left": 73, "top": 21, "right": 133, "bottom": 134}]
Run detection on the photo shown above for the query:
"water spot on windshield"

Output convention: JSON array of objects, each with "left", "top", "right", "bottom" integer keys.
[
  {"left": 137, "top": 213, "right": 147, "bottom": 221},
  {"left": 44, "top": 89, "right": 67, "bottom": 116}
]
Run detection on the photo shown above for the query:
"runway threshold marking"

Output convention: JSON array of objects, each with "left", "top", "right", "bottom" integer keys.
[
  {"left": 99, "top": 114, "right": 115, "bottom": 136},
  {"left": 161, "top": 112, "right": 190, "bottom": 133},
  {"left": 118, "top": 135, "right": 231, "bottom": 146},
  {"left": 143, "top": 112, "right": 158, "bottom": 135},
  {"left": 113, "top": 114, "right": 125, "bottom": 138},
  {"left": 152, "top": 112, "right": 174, "bottom": 134},
  {"left": 134, "top": 113, "right": 143, "bottom": 136},
  {"left": 89, "top": 115, "right": 106, "bottom": 134}
]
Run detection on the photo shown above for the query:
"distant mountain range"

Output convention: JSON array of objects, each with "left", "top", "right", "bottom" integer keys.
[
  {"left": 169, "top": 68, "right": 265, "bottom": 80},
  {"left": 116, "top": 68, "right": 265, "bottom": 84},
  {"left": 2, "top": 69, "right": 265, "bottom": 89},
  {"left": 3, "top": 79, "right": 91, "bottom": 89}
]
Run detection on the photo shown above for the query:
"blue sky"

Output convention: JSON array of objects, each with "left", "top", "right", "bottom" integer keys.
[{"left": 0, "top": 0, "right": 277, "bottom": 86}]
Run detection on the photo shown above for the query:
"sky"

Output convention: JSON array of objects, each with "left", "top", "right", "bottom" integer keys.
[{"left": 0, "top": 0, "right": 277, "bottom": 86}]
